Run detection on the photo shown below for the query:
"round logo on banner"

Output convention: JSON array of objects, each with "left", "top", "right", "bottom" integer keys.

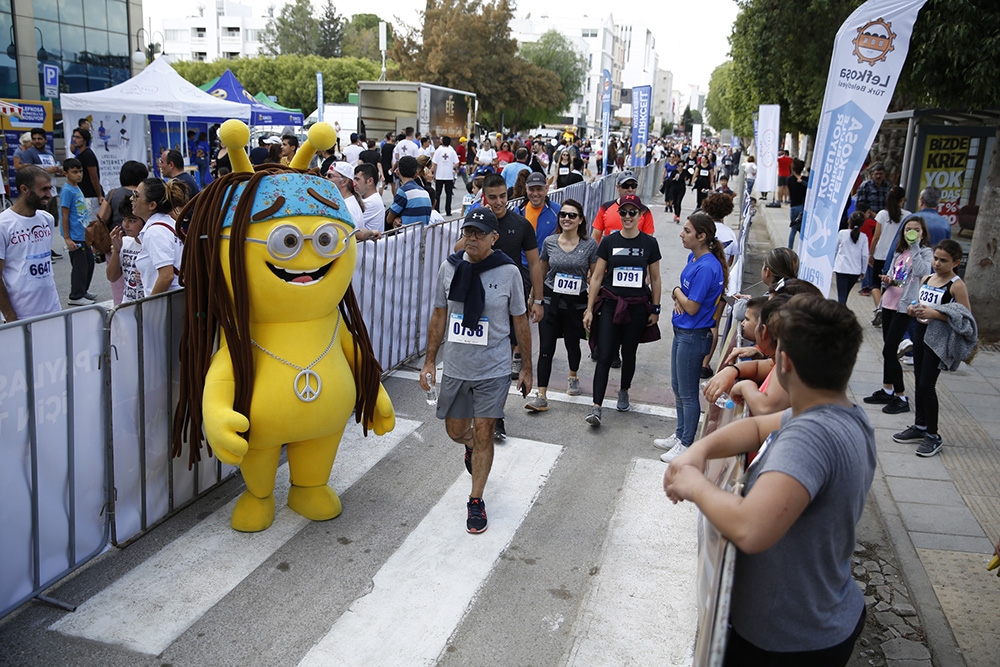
[
  {"left": 761, "top": 129, "right": 775, "bottom": 168},
  {"left": 853, "top": 18, "right": 896, "bottom": 66}
]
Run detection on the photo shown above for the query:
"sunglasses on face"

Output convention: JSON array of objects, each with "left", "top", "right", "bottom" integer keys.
[
  {"left": 462, "top": 228, "right": 489, "bottom": 239},
  {"left": 620, "top": 182, "right": 637, "bottom": 190},
  {"left": 620, "top": 208, "right": 640, "bottom": 217},
  {"left": 558, "top": 211, "right": 580, "bottom": 219}
]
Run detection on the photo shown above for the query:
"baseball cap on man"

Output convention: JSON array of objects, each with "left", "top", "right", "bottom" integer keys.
[
  {"left": 463, "top": 207, "right": 498, "bottom": 234},
  {"left": 616, "top": 171, "right": 638, "bottom": 186},
  {"left": 263, "top": 136, "right": 281, "bottom": 145},
  {"left": 525, "top": 172, "right": 547, "bottom": 188}
]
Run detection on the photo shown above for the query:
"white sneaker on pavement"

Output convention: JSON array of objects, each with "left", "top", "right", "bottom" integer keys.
[
  {"left": 659, "top": 441, "right": 689, "bottom": 463},
  {"left": 653, "top": 434, "right": 681, "bottom": 451}
]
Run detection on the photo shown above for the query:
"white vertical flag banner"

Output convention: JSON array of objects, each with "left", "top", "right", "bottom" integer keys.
[
  {"left": 799, "top": 0, "right": 928, "bottom": 295},
  {"left": 691, "top": 123, "right": 702, "bottom": 149},
  {"left": 755, "top": 104, "right": 780, "bottom": 193}
]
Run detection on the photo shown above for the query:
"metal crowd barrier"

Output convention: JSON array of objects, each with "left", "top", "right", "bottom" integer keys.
[
  {"left": 107, "top": 291, "right": 237, "bottom": 547},
  {"left": 0, "top": 305, "right": 110, "bottom": 619}
]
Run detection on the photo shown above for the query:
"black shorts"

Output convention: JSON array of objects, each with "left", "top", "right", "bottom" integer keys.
[{"left": 777, "top": 176, "right": 788, "bottom": 187}]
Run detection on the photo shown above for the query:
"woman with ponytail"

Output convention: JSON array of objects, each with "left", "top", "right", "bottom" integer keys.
[
  {"left": 833, "top": 211, "right": 870, "bottom": 304},
  {"left": 658, "top": 212, "right": 727, "bottom": 463},
  {"left": 130, "top": 177, "right": 187, "bottom": 296}
]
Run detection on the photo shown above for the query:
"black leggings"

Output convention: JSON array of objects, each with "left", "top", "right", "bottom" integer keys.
[
  {"left": 724, "top": 606, "right": 865, "bottom": 667},
  {"left": 537, "top": 304, "right": 584, "bottom": 388},
  {"left": 668, "top": 183, "right": 685, "bottom": 217},
  {"left": 592, "top": 301, "right": 648, "bottom": 405},
  {"left": 912, "top": 323, "right": 943, "bottom": 433},
  {"left": 881, "top": 308, "right": 912, "bottom": 393}
]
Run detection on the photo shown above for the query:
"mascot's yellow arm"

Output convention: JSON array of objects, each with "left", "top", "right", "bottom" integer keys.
[{"left": 203, "top": 333, "right": 250, "bottom": 466}]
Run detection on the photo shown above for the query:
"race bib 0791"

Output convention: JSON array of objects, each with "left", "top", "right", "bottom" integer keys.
[{"left": 612, "top": 266, "right": 643, "bottom": 289}]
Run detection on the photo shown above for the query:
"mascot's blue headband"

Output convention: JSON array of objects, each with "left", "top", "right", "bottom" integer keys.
[{"left": 221, "top": 173, "right": 355, "bottom": 229}]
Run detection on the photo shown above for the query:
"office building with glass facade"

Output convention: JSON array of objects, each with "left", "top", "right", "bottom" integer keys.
[{"left": 0, "top": 0, "right": 142, "bottom": 103}]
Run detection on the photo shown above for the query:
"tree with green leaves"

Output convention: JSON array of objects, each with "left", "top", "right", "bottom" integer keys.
[
  {"left": 519, "top": 30, "right": 587, "bottom": 116},
  {"left": 317, "top": 0, "right": 345, "bottom": 58},
  {"left": 341, "top": 14, "right": 393, "bottom": 61},
  {"left": 704, "top": 61, "right": 733, "bottom": 132},
  {"left": 390, "top": 0, "right": 562, "bottom": 130},
  {"left": 259, "top": 0, "right": 320, "bottom": 56}
]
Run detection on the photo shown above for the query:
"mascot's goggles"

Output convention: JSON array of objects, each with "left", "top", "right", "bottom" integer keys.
[{"left": 222, "top": 222, "right": 359, "bottom": 261}]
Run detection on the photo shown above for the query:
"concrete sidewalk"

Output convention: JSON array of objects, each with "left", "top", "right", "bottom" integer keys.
[{"left": 753, "top": 198, "right": 1000, "bottom": 667}]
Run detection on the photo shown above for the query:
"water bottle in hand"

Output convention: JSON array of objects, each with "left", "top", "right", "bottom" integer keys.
[
  {"left": 715, "top": 392, "right": 735, "bottom": 410},
  {"left": 425, "top": 373, "right": 438, "bottom": 406}
]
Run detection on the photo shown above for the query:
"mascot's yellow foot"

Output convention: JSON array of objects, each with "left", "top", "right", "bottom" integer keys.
[
  {"left": 231, "top": 491, "right": 276, "bottom": 532},
  {"left": 287, "top": 485, "right": 342, "bottom": 521}
]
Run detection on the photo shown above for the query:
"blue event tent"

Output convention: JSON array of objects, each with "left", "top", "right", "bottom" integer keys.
[{"left": 203, "top": 70, "right": 304, "bottom": 126}]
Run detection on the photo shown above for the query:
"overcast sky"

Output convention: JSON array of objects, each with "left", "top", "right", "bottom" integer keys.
[{"left": 145, "top": 0, "right": 740, "bottom": 93}]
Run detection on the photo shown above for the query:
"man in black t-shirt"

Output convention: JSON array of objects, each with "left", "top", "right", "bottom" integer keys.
[
  {"left": 457, "top": 173, "right": 544, "bottom": 438},
  {"left": 380, "top": 133, "right": 396, "bottom": 195}
]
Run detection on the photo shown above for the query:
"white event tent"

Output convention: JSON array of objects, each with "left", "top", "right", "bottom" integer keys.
[{"left": 59, "top": 58, "right": 251, "bottom": 191}]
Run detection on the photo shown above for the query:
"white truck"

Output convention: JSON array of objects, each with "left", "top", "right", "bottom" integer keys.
[{"left": 357, "top": 81, "right": 476, "bottom": 142}]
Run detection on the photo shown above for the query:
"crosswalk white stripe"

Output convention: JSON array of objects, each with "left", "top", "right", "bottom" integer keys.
[
  {"left": 50, "top": 418, "right": 422, "bottom": 655},
  {"left": 391, "top": 368, "right": 679, "bottom": 419},
  {"left": 297, "top": 437, "right": 562, "bottom": 667},
  {"left": 564, "top": 459, "right": 699, "bottom": 666}
]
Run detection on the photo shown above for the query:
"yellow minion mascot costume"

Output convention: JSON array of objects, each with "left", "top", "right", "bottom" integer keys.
[{"left": 173, "top": 120, "right": 395, "bottom": 532}]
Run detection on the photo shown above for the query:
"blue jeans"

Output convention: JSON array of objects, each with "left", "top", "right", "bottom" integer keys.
[
  {"left": 671, "top": 326, "right": 714, "bottom": 446},
  {"left": 788, "top": 204, "right": 803, "bottom": 248}
]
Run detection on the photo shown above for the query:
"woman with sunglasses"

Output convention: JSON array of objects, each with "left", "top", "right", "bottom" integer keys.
[
  {"left": 130, "top": 178, "right": 187, "bottom": 297},
  {"left": 583, "top": 194, "right": 661, "bottom": 426},
  {"left": 524, "top": 199, "right": 597, "bottom": 412},
  {"left": 551, "top": 149, "right": 574, "bottom": 189},
  {"left": 496, "top": 141, "right": 515, "bottom": 168}
]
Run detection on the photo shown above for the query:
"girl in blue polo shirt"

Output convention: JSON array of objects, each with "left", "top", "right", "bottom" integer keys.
[{"left": 659, "top": 212, "right": 728, "bottom": 463}]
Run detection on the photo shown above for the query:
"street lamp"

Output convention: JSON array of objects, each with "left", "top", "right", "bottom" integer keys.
[
  {"left": 133, "top": 28, "right": 164, "bottom": 65},
  {"left": 6, "top": 26, "right": 49, "bottom": 61}
]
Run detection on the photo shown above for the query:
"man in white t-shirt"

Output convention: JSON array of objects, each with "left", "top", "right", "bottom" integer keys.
[
  {"left": 343, "top": 132, "right": 364, "bottom": 165},
  {"left": 392, "top": 127, "right": 419, "bottom": 174},
  {"left": 353, "top": 163, "right": 385, "bottom": 233},
  {"left": 0, "top": 166, "right": 61, "bottom": 322},
  {"left": 431, "top": 136, "right": 459, "bottom": 216}
]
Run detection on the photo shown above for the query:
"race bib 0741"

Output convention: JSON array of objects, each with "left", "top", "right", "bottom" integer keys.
[{"left": 553, "top": 273, "right": 582, "bottom": 295}]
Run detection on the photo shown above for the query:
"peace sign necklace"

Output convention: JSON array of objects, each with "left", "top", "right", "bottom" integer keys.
[{"left": 251, "top": 312, "right": 341, "bottom": 402}]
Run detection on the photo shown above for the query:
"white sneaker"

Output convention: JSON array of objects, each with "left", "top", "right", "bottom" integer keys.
[
  {"left": 659, "top": 442, "right": 689, "bottom": 463},
  {"left": 653, "top": 434, "right": 681, "bottom": 451},
  {"left": 897, "top": 338, "right": 913, "bottom": 358}
]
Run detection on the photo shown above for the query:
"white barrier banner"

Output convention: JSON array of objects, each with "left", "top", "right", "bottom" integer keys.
[
  {"left": 755, "top": 105, "right": 780, "bottom": 193},
  {"left": 799, "top": 0, "right": 928, "bottom": 295}
]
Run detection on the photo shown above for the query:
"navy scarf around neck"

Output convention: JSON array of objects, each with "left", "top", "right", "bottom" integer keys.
[{"left": 447, "top": 249, "right": 516, "bottom": 329}]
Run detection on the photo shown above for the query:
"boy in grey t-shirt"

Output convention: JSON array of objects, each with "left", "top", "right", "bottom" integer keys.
[{"left": 664, "top": 294, "right": 874, "bottom": 662}]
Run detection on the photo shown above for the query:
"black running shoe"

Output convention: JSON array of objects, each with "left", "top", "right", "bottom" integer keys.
[
  {"left": 893, "top": 426, "right": 926, "bottom": 443},
  {"left": 464, "top": 446, "right": 472, "bottom": 474},
  {"left": 863, "top": 389, "right": 894, "bottom": 404},
  {"left": 494, "top": 418, "right": 507, "bottom": 441},
  {"left": 915, "top": 434, "right": 943, "bottom": 457},
  {"left": 882, "top": 396, "right": 910, "bottom": 414},
  {"left": 467, "top": 497, "right": 487, "bottom": 533}
]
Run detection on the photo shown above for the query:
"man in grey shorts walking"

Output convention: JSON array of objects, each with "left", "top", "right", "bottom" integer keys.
[{"left": 420, "top": 207, "right": 533, "bottom": 533}]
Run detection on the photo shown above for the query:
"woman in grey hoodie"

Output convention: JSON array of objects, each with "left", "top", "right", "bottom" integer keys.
[{"left": 862, "top": 216, "right": 932, "bottom": 415}]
